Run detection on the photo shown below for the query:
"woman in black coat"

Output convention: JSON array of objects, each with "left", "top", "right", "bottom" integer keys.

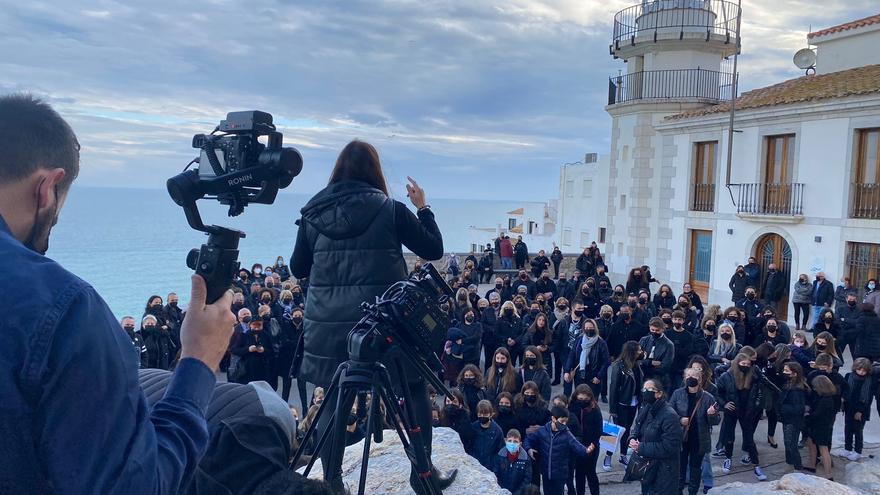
[
  {"left": 669, "top": 368, "right": 721, "bottom": 495},
  {"left": 629, "top": 379, "right": 683, "bottom": 495},
  {"left": 513, "top": 381, "right": 552, "bottom": 440},
  {"left": 496, "top": 302, "right": 525, "bottom": 365},
  {"left": 804, "top": 375, "right": 838, "bottom": 480},
  {"left": 494, "top": 392, "right": 519, "bottom": 437},
  {"left": 516, "top": 346, "right": 552, "bottom": 401},
  {"left": 141, "top": 314, "right": 176, "bottom": 370},
  {"left": 653, "top": 285, "right": 676, "bottom": 311},
  {"left": 715, "top": 353, "right": 766, "bottom": 480},
  {"left": 290, "top": 142, "right": 444, "bottom": 491},
  {"left": 569, "top": 384, "right": 603, "bottom": 495},
  {"left": 607, "top": 341, "right": 643, "bottom": 466},
  {"left": 777, "top": 361, "right": 808, "bottom": 470},
  {"left": 229, "top": 319, "right": 275, "bottom": 384},
  {"left": 459, "top": 309, "right": 484, "bottom": 367},
  {"left": 441, "top": 389, "right": 475, "bottom": 451}
]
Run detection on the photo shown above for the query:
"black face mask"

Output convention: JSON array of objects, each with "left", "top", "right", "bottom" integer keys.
[
  {"left": 766, "top": 326, "right": 777, "bottom": 333},
  {"left": 123, "top": 325, "right": 135, "bottom": 332},
  {"left": 558, "top": 305, "right": 568, "bottom": 311},
  {"left": 478, "top": 417, "right": 491, "bottom": 425},
  {"left": 525, "top": 357, "right": 537, "bottom": 367},
  {"left": 639, "top": 298, "right": 648, "bottom": 304},
  {"left": 848, "top": 301, "right": 857, "bottom": 307},
  {"left": 587, "top": 282, "right": 595, "bottom": 288},
  {"left": 505, "top": 309, "right": 514, "bottom": 316},
  {"left": 169, "top": 302, "right": 178, "bottom": 308},
  {"left": 241, "top": 316, "right": 252, "bottom": 323},
  {"left": 465, "top": 315, "right": 474, "bottom": 323},
  {"left": 585, "top": 329, "right": 597, "bottom": 337},
  {"left": 705, "top": 325, "right": 716, "bottom": 334},
  {"left": 614, "top": 290, "right": 623, "bottom": 295},
  {"left": 628, "top": 301, "right": 637, "bottom": 308},
  {"left": 641, "top": 391, "right": 658, "bottom": 404},
  {"left": 524, "top": 395, "right": 537, "bottom": 404},
  {"left": 496, "top": 284, "right": 503, "bottom": 290},
  {"left": 496, "top": 363, "right": 507, "bottom": 372},
  {"left": 661, "top": 317, "right": 673, "bottom": 325},
  {"left": 262, "top": 315, "right": 271, "bottom": 322},
  {"left": 673, "top": 323, "right": 683, "bottom": 329},
  {"left": 746, "top": 293, "right": 755, "bottom": 300},
  {"left": 816, "top": 344, "right": 827, "bottom": 351},
  {"left": 650, "top": 331, "right": 662, "bottom": 338},
  {"left": 292, "top": 317, "right": 303, "bottom": 324},
  {"left": 686, "top": 377, "right": 699, "bottom": 388},
  {"left": 498, "top": 405, "right": 512, "bottom": 414},
  {"left": 602, "top": 313, "right": 612, "bottom": 320},
  {"left": 144, "top": 325, "right": 156, "bottom": 331},
  {"left": 530, "top": 309, "right": 539, "bottom": 315},
  {"left": 573, "top": 310, "right": 584, "bottom": 317},
  {"left": 463, "top": 377, "right": 476, "bottom": 386},
  {"left": 721, "top": 333, "right": 732, "bottom": 341},
  {"left": 738, "top": 364, "right": 752, "bottom": 373},
  {"left": 282, "top": 297, "right": 292, "bottom": 304},
  {"left": 520, "top": 274, "right": 528, "bottom": 280},
  {"left": 622, "top": 313, "right": 632, "bottom": 321},
  {"left": 728, "top": 316, "right": 739, "bottom": 322}
]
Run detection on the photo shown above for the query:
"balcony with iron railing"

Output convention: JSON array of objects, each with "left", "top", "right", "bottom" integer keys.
[
  {"left": 736, "top": 183, "right": 804, "bottom": 220},
  {"left": 691, "top": 183, "right": 715, "bottom": 212},
  {"left": 607, "top": 68, "right": 733, "bottom": 105},
  {"left": 611, "top": 0, "right": 740, "bottom": 55},
  {"left": 851, "top": 183, "right": 880, "bottom": 219}
]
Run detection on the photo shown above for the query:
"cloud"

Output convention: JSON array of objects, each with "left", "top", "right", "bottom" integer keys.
[{"left": 0, "top": 0, "right": 876, "bottom": 200}]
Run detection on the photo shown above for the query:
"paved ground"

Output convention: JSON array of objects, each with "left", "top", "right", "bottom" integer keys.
[{"left": 239, "top": 282, "right": 880, "bottom": 491}]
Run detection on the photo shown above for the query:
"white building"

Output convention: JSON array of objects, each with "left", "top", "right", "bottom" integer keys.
[
  {"left": 556, "top": 153, "right": 610, "bottom": 252},
  {"left": 602, "top": 4, "right": 880, "bottom": 320},
  {"left": 465, "top": 201, "right": 557, "bottom": 254}
]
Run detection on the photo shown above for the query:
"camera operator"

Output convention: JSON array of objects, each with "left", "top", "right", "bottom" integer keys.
[
  {"left": 0, "top": 94, "right": 235, "bottom": 493},
  {"left": 291, "top": 140, "right": 450, "bottom": 493}
]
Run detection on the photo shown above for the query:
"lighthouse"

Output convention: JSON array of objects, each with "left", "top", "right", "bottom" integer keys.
[{"left": 603, "top": 0, "right": 741, "bottom": 284}]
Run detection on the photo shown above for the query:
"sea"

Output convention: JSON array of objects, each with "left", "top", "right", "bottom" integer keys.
[{"left": 48, "top": 187, "right": 527, "bottom": 319}]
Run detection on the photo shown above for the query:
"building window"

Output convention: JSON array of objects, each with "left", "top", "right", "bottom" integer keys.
[
  {"left": 580, "top": 231, "right": 590, "bottom": 247},
  {"left": 508, "top": 218, "right": 517, "bottom": 230},
  {"left": 764, "top": 134, "right": 795, "bottom": 184},
  {"left": 563, "top": 229, "right": 572, "bottom": 246},
  {"left": 599, "top": 227, "right": 606, "bottom": 244},
  {"left": 528, "top": 221, "right": 536, "bottom": 235},
  {"left": 582, "top": 179, "right": 593, "bottom": 198},
  {"left": 846, "top": 241, "right": 880, "bottom": 296},
  {"left": 565, "top": 180, "right": 574, "bottom": 198},
  {"left": 851, "top": 128, "right": 880, "bottom": 219},
  {"left": 620, "top": 194, "right": 626, "bottom": 209},
  {"left": 691, "top": 141, "right": 716, "bottom": 212}
]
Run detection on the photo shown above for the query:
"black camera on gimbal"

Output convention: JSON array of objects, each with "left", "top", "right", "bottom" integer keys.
[{"left": 167, "top": 111, "right": 302, "bottom": 303}]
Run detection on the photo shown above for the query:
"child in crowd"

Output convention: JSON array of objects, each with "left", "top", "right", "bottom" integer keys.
[
  {"left": 492, "top": 429, "right": 532, "bottom": 495},
  {"left": 458, "top": 364, "right": 488, "bottom": 421},
  {"left": 495, "top": 392, "right": 519, "bottom": 436},
  {"left": 840, "top": 358, "right": 874, "bottom": 461},
  {"left": 469, "top": 400, "right": 505, "bottom": 469},
  {"left": 777, "top": 361, "right": 808, "bottom": 471},
  {"left": 804, "top": 375, "right": 838, "bottom": 480},
  {"left": 525, "top": 406, "right": 589, "bottom": 495},
  {"left": 311, "top": 387, "right": 325, "bottom": 407}
]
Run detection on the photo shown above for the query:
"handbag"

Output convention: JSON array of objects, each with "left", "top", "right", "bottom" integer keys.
[{"left": 623, "top": 450, "right": 654, "bottom": 482}]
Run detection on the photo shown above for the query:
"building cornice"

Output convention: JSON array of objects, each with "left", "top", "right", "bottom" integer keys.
[{"left": 653, "top": 94, "right": 880, "bottom": 133}]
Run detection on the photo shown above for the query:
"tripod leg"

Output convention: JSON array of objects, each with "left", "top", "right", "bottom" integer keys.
[
  {"left": 356, "top": 385, "right": 381, "bottom": 495},
  {"left": 323, "top": 383, "right": 358, "bottom": 491},
  {"left": 376, "top": 368, "right": 440, "bottom": 495}
]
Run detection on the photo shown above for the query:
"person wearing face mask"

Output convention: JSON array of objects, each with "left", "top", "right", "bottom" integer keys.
[
  {"left": 607, "top": 341, "right": 643, "bottom": 468},
  {"left": 608, "top": 306, "right": 647, "bottom": 361},
  {"left": 576, "top": 248, "right": 595, "bottom": 280},
  {"left": 235, "top": 268, "right": 252, "bottom": 293},
  {"left": 457, "top": 308, "right": 484, "bottom": 368},
  {"left": 535, "top": 270, "right": 558, "bottom": 302},
  {"left": 163, "top": 292, "right": 183, "bottom": 337},
  {"left": 836, "top": 294, "right": 862, "bottom": 359},
  {"left": 457, "top": 365, "right": 488, "bottom": 420},
  {"left": 525, "top": 405, "right": 589, "bottom": 495},
  {"left": 791, "top": 273, "right": 813, "bottom": 330},
  {"left": 707, "top": 323, "right": 742, "bottom": 373},
  {"left": 595, "top": 304, "right": 615, "bottom": 341},
  {"left": 629, "top": 379, "right": 683, "bottom": 495},
  {"left": 142, "top": 314, "right": 177, "bottom": 371},
  {"left": 481, "top": 294, "right": 502, "bottom": 373},
  {"left": 715, "top": 353, "right": 766, "bottom": 480},
  {"left": 273, "top": 255, "right": 291, "bottom": 281},
  {"left": 251, "top": 263, "right": 265, "bottom": 286},
  {"left": 803, "top": 375, "right": 838, "bottom": 480},
  {"left": 638, "top": 318, "right": 675, "bottom": 391},
  {"left": 676, "top": 296, "right": 701, "bottom": 334},
  {"left": 729, "top": 265, "right": 748, "bottom": 303},
  {"left": 666, "top": 310, "right": 696, "bottom": 391},
  {"left": 549, "top": 298, "right": 571, "bottom": 386},
  {"left": 281, "top": 307, "right": 308, "bottom": 407},
  {"left": 653, "top": 284, "right": 677, "bottom": 311},
  {"left": 777, "top": 361, "right": 808, "bottom": 471},
  {"left": 840, "top": 358, "right": 874, "bottom": 462},
  {"left": 478, "top": 248, "right": 495, "bottom": 284},
  {"left": 517, "top": 346, "right": 553, "bottom": 401},
  {"left": 735, "top": 287, "right": 765, "bottom": 343},
  {"left": 761, "top": 263, "right": 786, "bottom": 312},
  {"left": 691, "top": 317, "right": 713, "bottom": 358},
  {"left": 530, "top": 249, "right": 551, "bottom": 279},
  {"left": 514, "top": 381, "right": 552, "bottom": 451},
  {"left": 511, "top": 270, "right": 537, "bottom": 300},
  {"left": 754, "top": 317, "right": 786, "bottom": 348},
  {"left": 567, "top": 385, "right": 603, "bottom": 494},
  {"left": 256, "top": 305, "right": 281, "bottom": 390},
  {"left": 743, "top": 257, "right": 762, "bottom": 291},
  {"left": 810, "top": 271, "right": 835, "bottom": 328},
  {"left": 440, "top": 390, "right": 475, "bottom": 451},
  {"left": 669, "top": 368, "right": 720, "bottom": 495},
  {"left": 555, "top": 302, "right": 585, "bottom": 395},
  {"left": 485, "top": 276, "right": 505, "bottom": 301},
  {"left": 556, "top": 272, "right": 573, "bottom": 302},
  {"left": 550, "top": 247, "right": 564, "bottom": 279},
  {"left": 609, "top": 285, "right": 627, "bottom": 312},
  {"left": 494, "top": 393, "right": 519, "bottom": 437},
  {"left": 492, "top": 429, "right": 532, "bottom": 495},
  {"left": 596, "top": 280, "right": 613, "bottom": 301},
  {"left": 497, "top": 301, "right": 525, "bottom": 366},
  {"left": 625, "top": 268, "right": 649, "bottom": 296},
  {"left": 468, "top": 400, "right": 505, "bottom": 470},
  {"left": 809, "top": 331, "right": 844, "bottom": 371},
  {"left": 485, "top": 349, "right": 519, "bottom": 403},
  {"left": 121, "top": 316, "right": 148, "bottom": 369},
  {"left": 638, "top": 290, "right": 657, "bottom": 319},
  {"left": 864, "top": 278, "right": 880, "bottom": 310},
  {"left": 564, "top": 319, "right": 610, "bottom": 401},
  {"left": 229, "top": 317, "right": 274, "bottom": 384}
]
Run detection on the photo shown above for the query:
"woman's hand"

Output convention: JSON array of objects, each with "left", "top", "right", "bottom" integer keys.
[{"left": 406, "top": 176, "right": 426, "bottom": 209}]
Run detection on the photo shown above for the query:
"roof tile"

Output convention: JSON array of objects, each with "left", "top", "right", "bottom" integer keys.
[
  {"left": 808, "top": 13, "right": 880, "bottom": 39},
  {"left": 667, "top": 64, "right": 880, "bottom": 120}
]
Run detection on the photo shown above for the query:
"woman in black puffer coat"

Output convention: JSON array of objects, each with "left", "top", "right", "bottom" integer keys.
[{"left": 629, "top": 379, "right": 683, "bottom": 495}]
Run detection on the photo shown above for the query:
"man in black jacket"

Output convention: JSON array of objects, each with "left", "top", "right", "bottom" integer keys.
[
  {"left": 761, "top": 264, "right": 786, "bottom": 311},
  {"left": 856, "top": 303, "right": 880, "bottom": 362},
  {"left": 550, "top": 247, "right": 563, "bottom": 279},
  {"left": 729, "top": 265, "right": 748, "bottom": 303},
  {"left": 837, "top": 293, "right": 863, "bottom": 360},
  {"left": 638, "top": 318, "right": 675, "bottom": 391},
  {"left": 811, "top": 272, "right": 835, "bottom": 328},
  {"left": 665, "top": 311, "right": 694, "bottom": 391},
  {"left": 512, "top": 270, "right": 536, "bottom": 299},
  {"left": 514, "top": 236, "right": 529, "bottom": 269},
  {"left": 531, "top": 250, "right": 551, "bottom": 279}
]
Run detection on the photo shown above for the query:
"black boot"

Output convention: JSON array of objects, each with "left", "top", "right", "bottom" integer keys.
[{"left": 433, "top": 466, "right": 458, "bottom": 490}]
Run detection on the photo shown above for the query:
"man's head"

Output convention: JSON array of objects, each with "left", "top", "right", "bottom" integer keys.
[
  {"left": 121, "top": 316, "right": 135, "bottom": 332},
  {"left": 768, "top": 263, "right": 777, "bottom": 271},
  {"left": 817, "top": 271, "right": 826, "bottom": 281},
  {"left": 167, "top": 293, "right": 179, "bottom": 307},
  {"left": 0, "top": 94, "right": 80, "bottom": 254},
  {"left": 237, "top": 308, "right": 252, "bottom": 324},
  {"left": 748, "top": 257, "right": 756, "bottom": 264}
]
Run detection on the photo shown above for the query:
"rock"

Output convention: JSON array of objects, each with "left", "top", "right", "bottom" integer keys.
[
  {"left": 300, "top": 426, "right": 511, "bottom": 495},
  {"left": 710, "top": 473, "right": 860, "bottom": 495},
  {"left": 844, "top": 457, "right": 880, "bottom": 494}
]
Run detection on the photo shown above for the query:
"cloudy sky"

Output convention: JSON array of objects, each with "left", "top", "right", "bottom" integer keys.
[{"left": 1, "top": 0, "right": 877, "bottom": 201}]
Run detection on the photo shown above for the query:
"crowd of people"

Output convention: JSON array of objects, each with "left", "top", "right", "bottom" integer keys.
[{"left": 119, "top": 243, "right": 880, "bottom": 495}]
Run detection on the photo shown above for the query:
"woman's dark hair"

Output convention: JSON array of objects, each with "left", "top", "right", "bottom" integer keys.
[
  {"left": 495, "top": 391, "right": 515, "bottom": 408},
  {"left": 572, "top": 384, "right": 596, "bottom": 411},
  {"left": 522, "top": 346, "right": 546, "bottom": 371},
  {"left": 328, "top": 140, "right": 388, "bottom": 195},
  {"left": 456, "top": 364, "right": 484, "bottom": 388},
  {"left": 617, "top": 340, "right": 640, "bottom": 370},
  {"left": 686, "top": 354, "right": 714, "bottom": 387},
  {"left": 145, "top": 295, "right": 162, "bottom": 313},
  {"left": 514, "top": 381, "right": 546, "bottom": 410}
]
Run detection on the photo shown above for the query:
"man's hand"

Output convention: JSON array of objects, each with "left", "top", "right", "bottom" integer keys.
[
  {"left": 564, "top": 373, "right": 572, "bottom": 383},
  {"left": 651, "top": 360, "right": 661, "bottom": 368},
  {"left": 724, "top": 402, "right": 736, "bottom": 412},
  {"left": 591, "top": 377, "right": 600, "bottom": 385},
  {"left": 248, "top": 345, "right": 257, "bottom": 353},
  {"left": 586, "top": 444, "right": 595, "bottom": 454},
  {"left": 528, "top": 449, "right": 537, "bottom": 460},
  {"left": 507, "top": 338, "right": 515, "bottom": 346},
  {"left": 855, "top": 412, "right": 863, "bottom": 422},
  {"left": 406, "top": 176, "right": 426, "bottom": 209},
  {"left": 680, "top": 417, "right": 690, "bottom": 426},
  {"left": 629, "top": 439, "right": 639, "bottom": 452},
  {"left": 179, "top": 275, "right": 236, "bottom": 371}
]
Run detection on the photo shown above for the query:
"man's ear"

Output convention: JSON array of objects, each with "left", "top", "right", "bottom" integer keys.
[{"left": 36, "top": 168, "right": 66, "bottom": 209}]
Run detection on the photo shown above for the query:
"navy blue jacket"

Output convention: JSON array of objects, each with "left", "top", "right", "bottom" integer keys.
[
  {"left": 525, "top": 421, "right": 587, "bottom": 481},
  {"left": 0, "top": 216, "right": 215, "bottom": 493},
  {"left": 468, "top": 420, "right": 505, "bottom": 469},
  {"left": 492, "top": 447, "right": 532, "bottom": 495}
]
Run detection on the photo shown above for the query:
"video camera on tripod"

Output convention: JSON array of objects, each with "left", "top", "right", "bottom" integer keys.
[{"left": 166, "top": 111, "right": 302, "bottom": 302}]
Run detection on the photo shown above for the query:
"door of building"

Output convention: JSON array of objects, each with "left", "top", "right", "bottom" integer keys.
[
  {"left": 688, "top": 230, "right": 712, "bottom": 301},
  {"left": 764, "top": 135, "right": 795, "bottom": 213},
  {"left": 755, "top": 233, "right": 792, "bottom": 320}
]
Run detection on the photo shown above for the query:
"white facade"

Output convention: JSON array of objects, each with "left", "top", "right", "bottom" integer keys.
[
  {"left": 809, "top": 16, "right": 880, "bottom": 74},
  {"left": 601, "top": 5, "right": 880, "bottom": 317},
  {"left": 466, "top": 201, "right": 557, "bottom": 254},
  {"left": 556, "top": 154, "right": 610, "bottom": 253}
]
